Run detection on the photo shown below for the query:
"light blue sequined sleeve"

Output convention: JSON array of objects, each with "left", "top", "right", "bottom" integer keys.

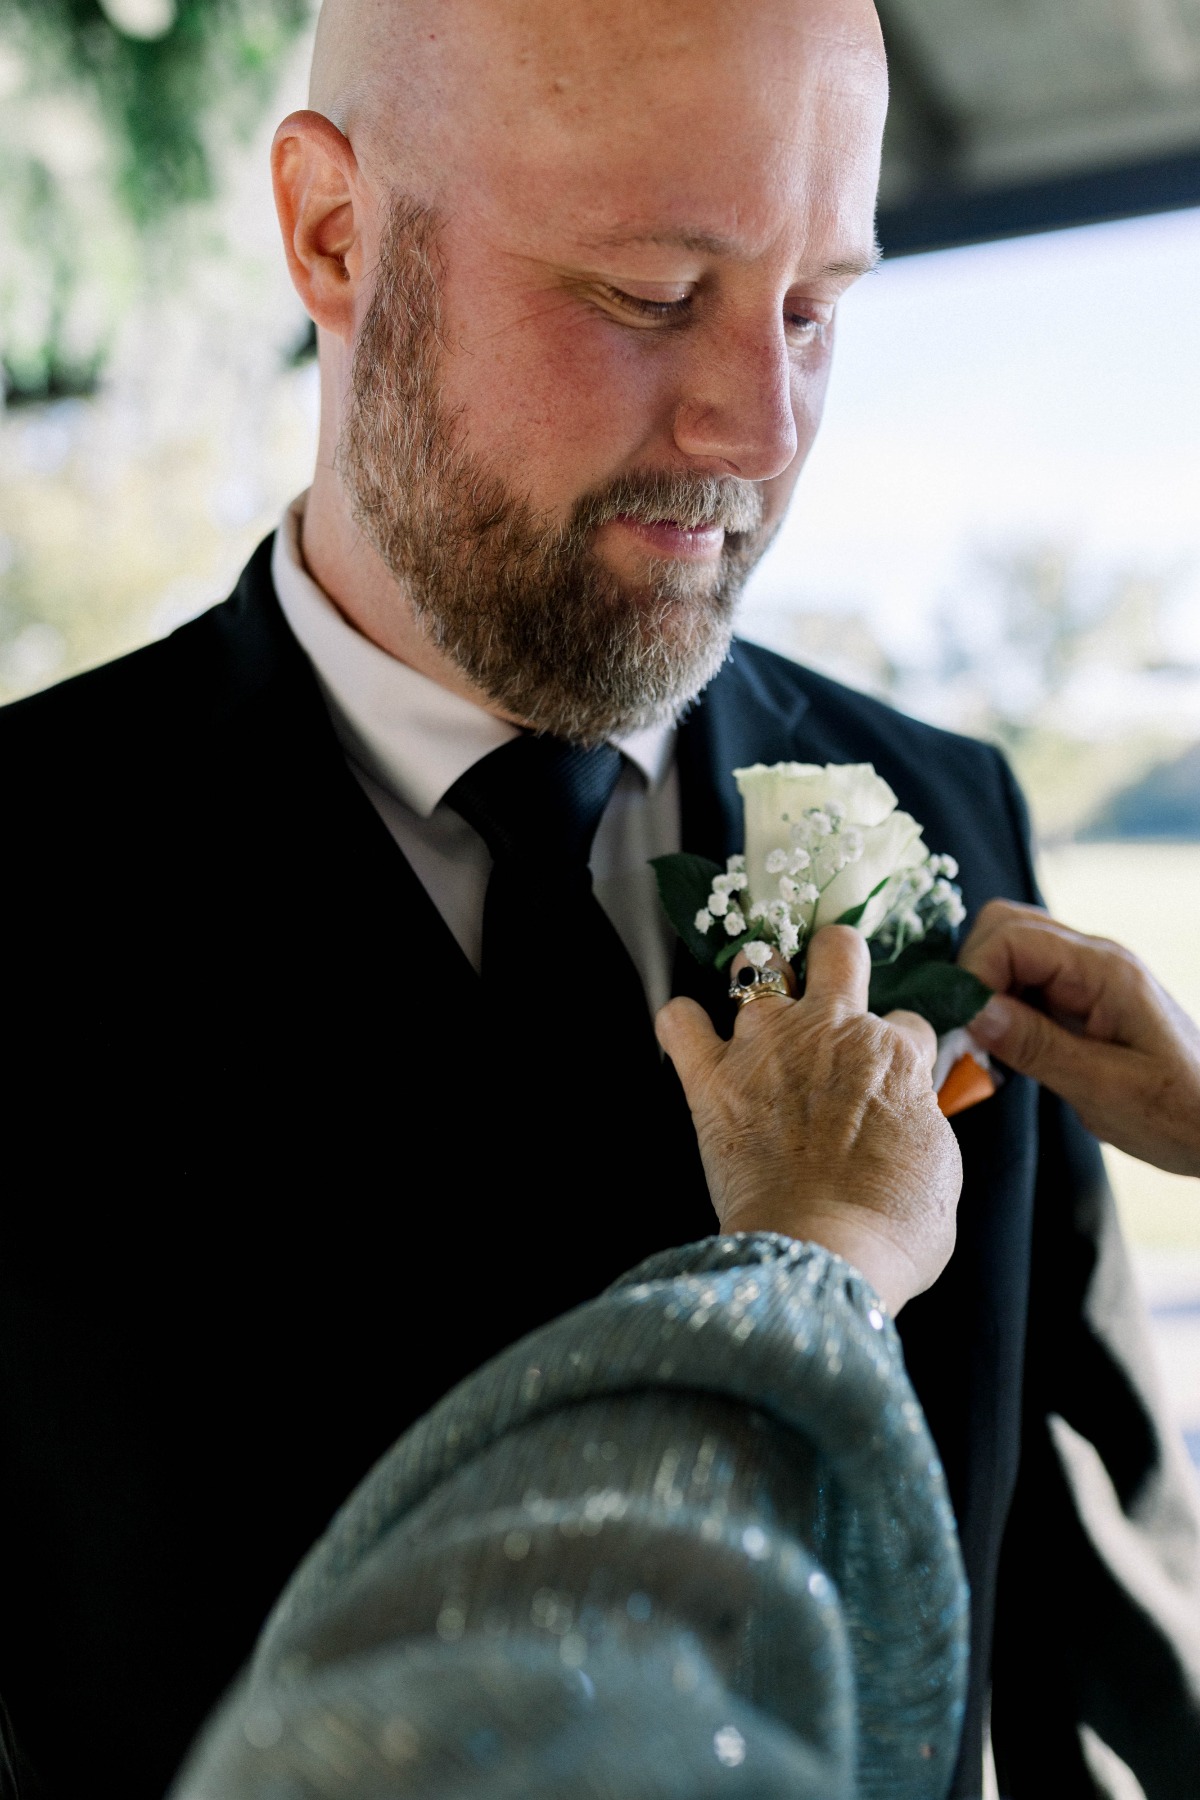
[{"left": 173, "top": 1236, "right": 968, "bottom": 1800}]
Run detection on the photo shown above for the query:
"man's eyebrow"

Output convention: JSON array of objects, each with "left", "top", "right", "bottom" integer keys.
[
  {"left": 577, "top": 229, "right": 881, "bottom": 278},
  {"left": 820, "top": 249, "right": 882, "bottom": 279}
]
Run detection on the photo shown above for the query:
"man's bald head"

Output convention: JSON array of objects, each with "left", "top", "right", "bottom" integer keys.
[
  {"left": 279, "top": 0, "right": 888, "bottom": 736},
  {"left": 309, "top": 0, "right": 886, "bottom": 209}
]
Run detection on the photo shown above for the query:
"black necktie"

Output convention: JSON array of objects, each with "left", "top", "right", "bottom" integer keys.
[
  {"left": 445, "top": 734, "right": 661, "bottom": 1097},
  {"left": 446, "top": 731, "right": 712, "bottom": 1274}
]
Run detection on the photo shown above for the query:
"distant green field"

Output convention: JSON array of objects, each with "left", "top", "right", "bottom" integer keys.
[{"left": 1038, "top": 843, "right": 1200, "bottom": 1250}]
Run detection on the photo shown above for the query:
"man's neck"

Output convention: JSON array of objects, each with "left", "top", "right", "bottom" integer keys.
[{"left": 299, "top": 468, "right": 527, "bottom": 727}]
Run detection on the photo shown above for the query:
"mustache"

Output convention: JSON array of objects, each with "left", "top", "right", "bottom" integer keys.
[{"left": 572, "top": 471, "right": 765, "bottom": 539}]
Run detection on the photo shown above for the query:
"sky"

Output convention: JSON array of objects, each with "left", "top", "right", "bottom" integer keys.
[{"left": 740, "top": 204, "right": 1200, "bottom": 681}]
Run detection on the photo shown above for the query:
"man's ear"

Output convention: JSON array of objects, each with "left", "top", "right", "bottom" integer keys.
[{"left": 272, "top": 110, "right": 366, "bottom": 341}]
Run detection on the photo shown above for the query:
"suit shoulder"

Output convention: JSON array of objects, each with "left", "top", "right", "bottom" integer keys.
[
  {"left": 1, "top": 610, "right": 220, "bottom": 750},
  {"left": 729, "top": 637, "right": 1006, "bottom": 780},
  {"left": 725, "top": 639, "right": 1036, "bottom": 904},
  {"left": 0, "top": 535, "right": 283, "bottom": 789},
  {"left": 0, "top": 608, "right": 247, "bottom": 836}
]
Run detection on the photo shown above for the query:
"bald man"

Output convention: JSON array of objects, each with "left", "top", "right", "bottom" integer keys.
[{"left": 1, "top": 4, "right": 1196, "bottom": 1798}]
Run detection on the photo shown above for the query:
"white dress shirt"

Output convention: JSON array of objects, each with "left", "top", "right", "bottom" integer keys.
[{"left": 271, "top": 496, "right": 681, "bottom": 1013}]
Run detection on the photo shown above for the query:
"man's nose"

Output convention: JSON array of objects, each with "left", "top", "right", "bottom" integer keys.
[{"left": 670, "top": 319, "right": 800, "bottom": 482}]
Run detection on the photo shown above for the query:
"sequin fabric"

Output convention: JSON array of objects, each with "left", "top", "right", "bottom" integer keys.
[{"left": 172, "top": 1236, "right": 968, "bottom": 1800}]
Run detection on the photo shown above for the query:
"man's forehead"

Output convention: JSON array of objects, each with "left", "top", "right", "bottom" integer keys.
[
  {"left": 575, "top": 224, "right": 880, "bottom": 279},
  {"left": 312, "top": 0, "right": 886, "bottom": 164},
  {"left": 458, "top": 83, "right": 885, "bottom": 286}
]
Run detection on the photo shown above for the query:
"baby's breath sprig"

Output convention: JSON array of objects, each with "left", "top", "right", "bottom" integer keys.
[
  {"left": 870, "top": 854, "right": 966, "bottom": 962},
  {"left": 692, "top": 810, "right": 968, "bottom": 972},
  {"left": 693, "top": 804, "right": 886, "bottom": 965},
  {"left": 693, "top": 854, "right": 750, "bottom": 941}
]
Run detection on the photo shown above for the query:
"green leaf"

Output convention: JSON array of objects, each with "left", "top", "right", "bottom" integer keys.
[
  {"left": 868, "top": 960, "right": 992, "bottom": 1036},
  {"left": 834, "top": 876, "right": 889, "bottom": 930},
  {"left": 650, "top": 853, "right": 724, "bottom": 965},
  {"left": 869, "top": 922, "right": 955, "bottom": 969}
]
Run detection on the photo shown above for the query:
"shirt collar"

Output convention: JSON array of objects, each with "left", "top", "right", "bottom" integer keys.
[{"left": 272, "top": 494, "right": 674, "bottom": 815}]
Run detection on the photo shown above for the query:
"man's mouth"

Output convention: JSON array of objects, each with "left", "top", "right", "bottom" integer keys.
[{"left": 610, "top": 514, "right": 726, "bottom": 559}]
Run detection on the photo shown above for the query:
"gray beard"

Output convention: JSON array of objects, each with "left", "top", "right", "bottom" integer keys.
[{"left": 338, "top": 198, "right": 772, "bottom": 744}]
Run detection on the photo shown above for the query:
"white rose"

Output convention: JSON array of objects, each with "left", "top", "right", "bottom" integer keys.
[
  {"left": 733, "top": 761, "right": 929, "bottom": 939},
  {"left": 814, "top": 809, "right": 927, "bottom": 934}
]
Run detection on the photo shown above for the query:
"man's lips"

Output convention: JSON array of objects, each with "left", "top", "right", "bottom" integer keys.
[{"left": 609, "top": 514, "right": 725, "bottom": 559}]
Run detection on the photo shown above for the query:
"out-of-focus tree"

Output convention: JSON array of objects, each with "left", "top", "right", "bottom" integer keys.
[
  {"left": 0, "top": 0, "right": 311, "bottom": 402},
  {"left": 759, "top": 545, "right": 1200, "bottom": 840},
  {"left": 0, "top": 0, "right": 318, "bottom": 702},
  {"left": 920, "top": 545, "right": 1188, "bottom": 745}
]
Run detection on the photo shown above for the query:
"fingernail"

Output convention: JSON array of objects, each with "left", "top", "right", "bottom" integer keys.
[{"left": 969, "top": 995, "right": 1010, "bottom": 1047}]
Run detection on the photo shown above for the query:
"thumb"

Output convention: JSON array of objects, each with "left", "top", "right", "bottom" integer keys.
[
  {"left": 970, "top": 992, "right": 1094, "bottom": 1096},
  {"left": 655, "top": 995, "right": 722, "bottom": 1092}
]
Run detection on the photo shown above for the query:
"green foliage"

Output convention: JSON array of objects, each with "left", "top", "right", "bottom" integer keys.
[
  {"left": 0, "top": 0, "right": 312, "bottom": 396},
  {"left": 7, "top": 0, "right": 311, "bottom": 224},
  {"left": 867, "top": 954, "right": 991, "bottom": 1037},
  {"left": 650, "top": 853, "right": 723, "bottom": 964}
]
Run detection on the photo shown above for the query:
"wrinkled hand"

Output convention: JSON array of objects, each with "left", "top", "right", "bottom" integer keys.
[
  {"left": 962, "top": 899, "right": 1200, "bottom": 1176},
  {"left": 655, "top": 926, "right": 963, "bottom": 1315}
]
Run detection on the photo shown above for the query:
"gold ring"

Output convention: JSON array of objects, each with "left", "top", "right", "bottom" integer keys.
[{"left": 729, "top": 968, "right": 792, "bottom": 1009}]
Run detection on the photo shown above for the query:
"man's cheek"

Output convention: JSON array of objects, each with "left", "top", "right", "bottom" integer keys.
[{"left": 447, "top": 321, "right": 669, "bottom": 500}]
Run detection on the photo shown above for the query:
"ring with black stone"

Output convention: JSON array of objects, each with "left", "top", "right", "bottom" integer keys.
[{"left": 728, "top": 965, "right": 793, "bottom": 1009}]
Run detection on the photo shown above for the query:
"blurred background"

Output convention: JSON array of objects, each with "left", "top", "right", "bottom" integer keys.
[{"left": 1, "top": 0, "right": 1198, "bottom": 1465}]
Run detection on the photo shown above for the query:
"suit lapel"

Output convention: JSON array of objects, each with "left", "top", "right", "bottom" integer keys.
[
  {"left": 676, "top": 640, "right": 812, "bottom": 862},
  {"left": 206, "top": 536, "right": 483, "bottom": 1000}
]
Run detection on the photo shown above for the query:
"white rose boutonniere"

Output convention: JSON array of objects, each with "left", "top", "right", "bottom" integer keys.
[
  {"left": 736, "top": 761, "right": 941, "bottom": 948},
  {"left": 652, "top": 760, "right": 995, "bottom": 1114}
]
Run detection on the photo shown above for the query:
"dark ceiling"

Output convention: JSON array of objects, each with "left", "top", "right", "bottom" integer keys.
[{"left": 876, "top": 0, "right": 1200, "bottom": 253}]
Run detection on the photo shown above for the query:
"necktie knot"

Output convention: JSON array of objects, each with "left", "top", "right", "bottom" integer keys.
[
  {"left": 445, "top": 734, "right": 624, "bottom": 872},
  {"left": 443, "top": 730, "right": 660, "bottom": 1096}
]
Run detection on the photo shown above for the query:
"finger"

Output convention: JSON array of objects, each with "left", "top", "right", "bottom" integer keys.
[
  {"left": 959, "top": 914, "right": 1146, "bottom": 1036},
  {"left": 959, "top": 909, "right": 1081, "bottom": 993},
  {"left": 958, "top": 897, "right": 1047, "bottom": 970},
  {"left": 729, "top": 954, "right": 797, "bottom": 1037},
  {"left": 882, "top": 1007, "right": 938, "bottom": 1073},
  {"left": 727, "top": 946, "right": 795, "bottom": 1020},
  {"left": 655, "top": 995, "right": 723, "bottom": 1089},
  {"left": 968, "top": 990, "right": 1111, "bottom": 1095},
  {"left": 729, "top": 946, "right": 796, "bottom": 991},
  {"left": 803, "top": 925, "right": 871, "bottom": 1013}
]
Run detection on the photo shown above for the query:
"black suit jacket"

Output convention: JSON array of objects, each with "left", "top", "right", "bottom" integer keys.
[{"left": 2, "top": 538, "right": 1197, "bottom": 1800}]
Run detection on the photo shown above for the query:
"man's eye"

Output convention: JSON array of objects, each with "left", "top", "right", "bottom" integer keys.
[
  {"left": 785, "top": 310, "right": 823, "bottom": 336},
  {"left": 602, "top": 287, "right": 692, "bottom": 321}
]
